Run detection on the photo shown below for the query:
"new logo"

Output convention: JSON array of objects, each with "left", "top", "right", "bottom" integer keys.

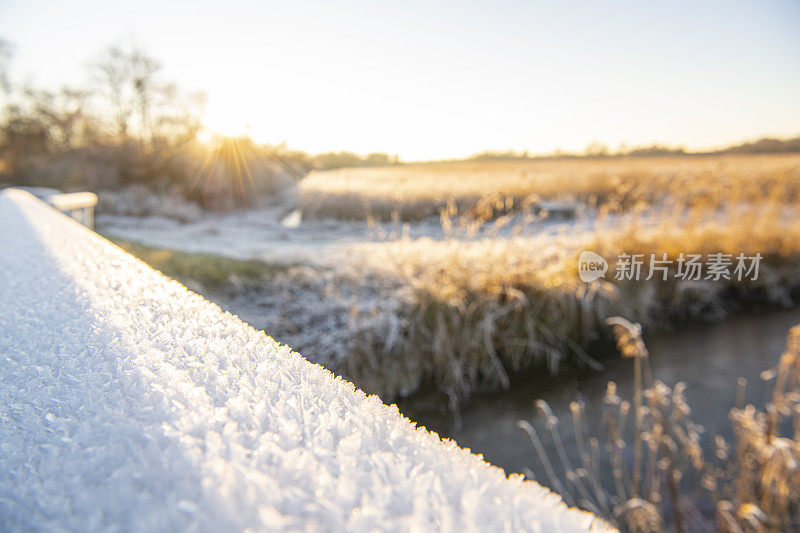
[{"left": 578, "top": 251, "right": 608, "bottom": 282}]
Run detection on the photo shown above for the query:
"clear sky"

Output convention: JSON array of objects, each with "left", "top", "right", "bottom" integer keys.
[{"left": 1, "top": 0, "right": 798, "bottom": 160}]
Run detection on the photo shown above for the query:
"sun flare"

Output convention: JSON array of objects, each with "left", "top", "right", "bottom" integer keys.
[{"left": 200, "top": 99, "right": 257, "bottom": 141}]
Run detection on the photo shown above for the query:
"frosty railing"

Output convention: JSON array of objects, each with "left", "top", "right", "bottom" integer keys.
[
  {"left": 44, "top": 191, "right": 98, "bottom": 229},
  {"left": 0, "top": 189, "right": 608, "bottom": 532}
]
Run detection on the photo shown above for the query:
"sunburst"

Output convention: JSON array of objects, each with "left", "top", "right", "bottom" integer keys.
[{"left": 189, "top": 133, "right": 260, "bottom": 208}]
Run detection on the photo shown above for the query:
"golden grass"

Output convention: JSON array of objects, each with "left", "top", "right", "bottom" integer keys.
[
  {"left": 300, "top": 153, "right": 800, "bottom": 221},
  {"left": 341, "top": 193, "right": 800, "bottom": 399}
]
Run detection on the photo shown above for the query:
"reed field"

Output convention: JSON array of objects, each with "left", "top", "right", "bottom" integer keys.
[
  {"left": 302, "top": 154, "right": 800, "bottom": 399},
  {"left": 299, "top": 153, "right": 800, "bottom": 221}
]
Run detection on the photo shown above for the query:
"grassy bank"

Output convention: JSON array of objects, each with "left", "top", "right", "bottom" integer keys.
[
  {"left": 339, "top": 200, "right": 800, "bottom": 400},
  {"left": 107, "top": 238, "right": 285, "bottom": 290}
]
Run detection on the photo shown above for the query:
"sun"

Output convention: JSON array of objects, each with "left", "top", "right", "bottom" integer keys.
[
  {"left": 196, "top": 119, "right": 253, "bottom": 146},
  {"left": 198, "top": 121, "right": 253, "bottom": 144},
  {"left": 200, "top": 98, "right": 256, "bottom": 142}
]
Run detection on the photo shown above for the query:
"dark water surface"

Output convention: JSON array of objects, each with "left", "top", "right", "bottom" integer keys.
[{"left": 400, "top": 309, "right": 800, "bottom": 484}]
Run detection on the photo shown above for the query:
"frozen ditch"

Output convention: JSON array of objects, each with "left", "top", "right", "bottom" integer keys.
[{"left": 0, "top": 189, "right": 609, "bottom": 531}]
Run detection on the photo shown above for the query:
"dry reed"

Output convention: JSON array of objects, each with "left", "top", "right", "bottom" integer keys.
[{"left": 518, "top": 318, "right": 800, "bottom": 532}]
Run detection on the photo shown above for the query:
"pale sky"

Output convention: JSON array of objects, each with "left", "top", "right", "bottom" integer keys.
[{"left": 1, "top": 0, "right": 799, "bottom": 160}]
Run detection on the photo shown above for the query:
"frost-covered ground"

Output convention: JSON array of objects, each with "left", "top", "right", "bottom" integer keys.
[
  {"left": 0, "top": 189, "right": 610, "bottom": 531},
  {"left": 98, "top": 206, "right": 382, "bottom": 266},
  {"left": 96, "top": 202, "right": 588, "bottom": 267}
]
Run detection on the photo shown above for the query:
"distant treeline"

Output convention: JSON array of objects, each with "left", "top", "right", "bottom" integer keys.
[
  {"left": 722, "top": 136, "right": 800, "bottom": 154},
  {"left": 303, "top": 136, "right": 800, "bottom": 169},
  {"left": 311, "top": 151, "right": 401, "bottom": 170},
  {"left": 462, "top": 136, "right": 800, "bottom": 162}
]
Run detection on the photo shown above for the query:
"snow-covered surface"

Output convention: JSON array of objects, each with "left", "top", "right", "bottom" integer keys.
[{"left": 0, "top": 189, "right": 610, "bottom": 531}]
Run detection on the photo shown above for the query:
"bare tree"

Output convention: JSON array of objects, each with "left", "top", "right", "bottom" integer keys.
[
  {"left": 95, "top": 45, "right": 134, "bottom": 140},
  {"left": 30, "top": 86, "right": 92, "bottom": 149},
  {"left": 0, "top": 39, "right": 14, "bottom": 103},
  {"left": 94, "top": 44, "right": 166, "bottom": 147},
  {"left": 129, "top": 48, "right": 160, "bottom": 146}
]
